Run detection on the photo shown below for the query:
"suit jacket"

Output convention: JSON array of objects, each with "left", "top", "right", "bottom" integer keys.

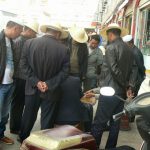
[
  {"left": 13, "top": 36, "right": 30, "bottom": 79},
  {"left": 20, "top": 35, "right": 69, "bottom": 99},
  {"left": 69, "top": 40, "right": 88, "bottom": 79},
  {"left": 56, "top": 76, "right": 89, "bottom": 122},
  {"left": 0, "top": 30, "right": 15, "bottom": 83}
]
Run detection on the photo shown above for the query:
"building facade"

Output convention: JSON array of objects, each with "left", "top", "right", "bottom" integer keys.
[{"left": 101, "top": 0, "right": 150, "bottom": 73}]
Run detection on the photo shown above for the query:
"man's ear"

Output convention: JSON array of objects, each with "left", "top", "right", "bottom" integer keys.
[{"left": 14, "top": 26, "right": 18, "bottom": 31}]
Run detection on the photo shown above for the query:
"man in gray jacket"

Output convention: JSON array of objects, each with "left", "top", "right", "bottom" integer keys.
[{"left": 84, "top": 34, "right": 103, "bottom": 92}]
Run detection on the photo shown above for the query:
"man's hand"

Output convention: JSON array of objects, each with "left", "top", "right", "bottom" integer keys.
[
  {"left": 127, "top": 88, "right": 134, "bottom": 99},
  {"left": 84, "top": 90, "right": 94, "bottom": 95},
  {"left": 84, "top": 90, "right": 95, "bottom": 98},
  {"left": 84, "top": 92, "right": 95, "bottom": 98},
  {"left": 42, "top": 82, "right": 48, "bottom": 92},
  {"left": 37, "top": 81, "right": 48, "bottom": 93}
]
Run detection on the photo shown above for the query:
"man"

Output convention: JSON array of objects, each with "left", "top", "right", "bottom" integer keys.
[
  {"left": 84, "top": 34, "right": 103, "bottom": 92},
  {"left": 19, "top": 23, "right": 69, "bottom": 142},
  {"left": 0, "top": 20, "right": 23, "bottom": 144},
  {"left": 83, "top": 34, "right": 103, "bottom": 132},
  {"left": 123, "top": 35, "right": 146, "bottom": 96},
  {"left": 86, "top": 23, "right": 137, "bottom": 149},
  {"left": 68, "top": 26, "right": 88, "bottom": 81},
  {"left": 10, "top": 21, "right": 39, "bottom": 134},
  {"left": 55, "top": 76, "right": 89, "bottom": 126}
]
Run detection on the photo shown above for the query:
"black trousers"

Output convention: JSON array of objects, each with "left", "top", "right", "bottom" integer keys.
[
  {"left": 91, "top": 95, "right": 124, "bottom": 149},
  {"left": 19, "top": 91, "right": 59, "bottom": 141},
  {"left": 10, "top": 78, "right": 26, "bottom": 132}
]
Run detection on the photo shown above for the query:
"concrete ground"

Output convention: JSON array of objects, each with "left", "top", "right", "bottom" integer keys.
[{"left": 1, "top": 76, "right": 150, "bottom": 150}]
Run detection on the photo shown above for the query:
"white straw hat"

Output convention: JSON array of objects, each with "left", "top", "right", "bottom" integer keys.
[
  {"left": 40, "top": 23, "right": 68, "bottom": 39},
  {"left": 25, "top": 21, "right": 39, "bottom": 33},
  {"left": 68, "top": 26, "right": 88, "bottom": 43},
  {"left": 9, "top": 19, "right": 24, "bottom": 27},
  {"left": 100, "top": 23, "right": 128, "bottom": 39}
]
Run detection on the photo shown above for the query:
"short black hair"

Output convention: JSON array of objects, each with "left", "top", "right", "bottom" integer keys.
[
  {"left": 91, "top": 34, "right": 100, "bottom": 43},
  {"left": 107, "top": 28, "right": 121, "bottom": 36},
  {"left": 6, "top": 21, "right": 21, "bottom": 28}
]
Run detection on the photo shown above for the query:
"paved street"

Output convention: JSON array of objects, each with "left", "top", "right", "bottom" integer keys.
[{"left": 0, "top": 76, "right": 150, "bottom": 150}]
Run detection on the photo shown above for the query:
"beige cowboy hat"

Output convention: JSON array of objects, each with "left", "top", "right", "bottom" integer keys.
[
  {"left": 100, "top": 23, "right": 128, "bottom": 39},
  {"left": 24, "top": 20, "right": 39, "bottom": 33},
  {"left": 10, "top": 19, "right": 24, "bottom": 27},
  {"left": 68, "top": 26, "right": 88, "bottom": 43},
  {"left": 40, "top": 23, "right": 69, "bottom": 39}
]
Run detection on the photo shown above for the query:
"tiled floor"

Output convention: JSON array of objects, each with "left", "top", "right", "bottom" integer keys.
[{"left": 1, "top": 76, "right": 150, "bottom": 150}]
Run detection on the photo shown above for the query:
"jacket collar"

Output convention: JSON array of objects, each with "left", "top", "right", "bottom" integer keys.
[
  {"left": 44, "top": 34, "right": 58, "bottom": 40},
  {"left": 88, "top": 47, "right": 99, "bottom": 56},
  {"left": 0, "top": 30, "right": 6, "bottom": 41}
]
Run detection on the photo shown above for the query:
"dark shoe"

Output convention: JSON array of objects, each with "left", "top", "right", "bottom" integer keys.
[
  {"left": 0, "top": 136, "right": 14, "bottom": 145},
  {"left": 10, "top": 130, "right": 19, "bottom": 135}
]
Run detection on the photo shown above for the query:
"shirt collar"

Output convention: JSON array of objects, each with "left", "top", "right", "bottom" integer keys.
[{"left": 5, "top": 37, "right": 11, "bottom": 47}]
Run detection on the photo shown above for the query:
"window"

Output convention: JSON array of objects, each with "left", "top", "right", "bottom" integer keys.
[{"left": 125, "top": 15, "right": 132, "bottom": 33}]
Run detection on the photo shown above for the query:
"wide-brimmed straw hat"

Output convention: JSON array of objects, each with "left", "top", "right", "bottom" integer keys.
[
  {"left": 24, "top": 21, "right": 39, "bottom": 33},
  {"left": 100, "top": 23, "right": 128, "bottom": 39},
  {"left": 10, "top": 19, "right": 24, "bottom": 27},
  {"left": 68, "top": 26, "right": 88, "bottom": 43},
  {"left": 40, "top": 23, "right": 69, "bottom": 39}
]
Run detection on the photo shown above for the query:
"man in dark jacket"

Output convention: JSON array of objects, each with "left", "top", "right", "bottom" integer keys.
[
  {"left": 10, "top": 21, "right": 39, "bottom": 134},
  {"left": 123, "top": 35, "right": 146, "bottom": 96},
  {"left": 55, "top": 76, "right": 89, "bottom": 126},
  {"left": 68, "top": 26, "right": 88, "bottom": 80},
  {"left": 0, "top": 20, "right": 23, "bottom": 144},
  {"left": 19, "top": 23, "right": 69, "bottom": 142},
  {"left": 89, "top": 23, "right": 138, "bottom": 149}
]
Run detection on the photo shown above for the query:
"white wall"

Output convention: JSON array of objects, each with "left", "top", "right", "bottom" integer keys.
[{"left": 102, "top": 0, "right": 122, "bottom": 24}]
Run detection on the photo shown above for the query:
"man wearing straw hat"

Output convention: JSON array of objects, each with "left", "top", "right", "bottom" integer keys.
[
  {"left": 19, "top": 23, "right": 69, "bottom": 142},
  {"left": 10, "top": 20, "right": 39, "bottom": 135},
  {"left": 68, "top": 26, "right": 88, "bottom": 81},
  {"left": 0, "top": 19, "right": 23, "bottom": 144},
  {"left": 89, "top": 23, "right": 138, "bottom": 149}
]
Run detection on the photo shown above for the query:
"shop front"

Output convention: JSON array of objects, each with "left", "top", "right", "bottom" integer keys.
[{"left": 136, "top": 0, "right": 150, "bottom": 73}]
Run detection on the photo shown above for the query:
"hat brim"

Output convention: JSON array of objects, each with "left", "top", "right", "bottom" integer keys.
[
  {"left": 40, "top": 25, "right": 68, "bottom": 39},
  {"left": 60, "top": 30, "right": 69, "bottom": 39},
  {"left": 25, "top": 25, "right": 38, "bottom": 34},
  {"left": 10, "top": 20, "right": 24, "bottom": 27},
  {"left": 100, "top": 26, "right": 129, "bottom": 39},
  {"left": 68, "top": 28, "right": 88, "bottom": 43}
]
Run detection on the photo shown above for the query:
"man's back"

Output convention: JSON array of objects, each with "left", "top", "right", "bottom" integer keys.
[
  {"left": 25, "top": 35, "right": 68, "bottom": 81},
  {"left": 132, "top": 46, "right": 145, "bottom": 77},
  {"left": 99, "top": 38, "right": 133, "bottom": 95},
  {"left": 20, "top": 35, "right": 69, "bottom": 96}
]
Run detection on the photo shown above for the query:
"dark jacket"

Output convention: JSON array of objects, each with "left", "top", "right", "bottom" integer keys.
[
  {"left": 56, "top": 76, "right": 89, "bottom": 122},
  {"left": 99, "top": 37, "right": 138, "bottom": 95},
  {"left": 13, "top": 36, "right": 29, "bottom": 79},
  {"left": 20, "top": 35, "right": 69, "bottom": 99},
  {"left": 69, "top": 41, "right": 88, "bottom": 79},
  {"left": 0, "top": 30, "right": 15, "bottom": 83},
  {"left": 132, "top": 46, "right": 146, "bottom": 93}
]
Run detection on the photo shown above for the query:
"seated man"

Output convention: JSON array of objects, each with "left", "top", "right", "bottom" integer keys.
[{"left": 55, "top": 76, "right": 89, "bottom": 127}]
